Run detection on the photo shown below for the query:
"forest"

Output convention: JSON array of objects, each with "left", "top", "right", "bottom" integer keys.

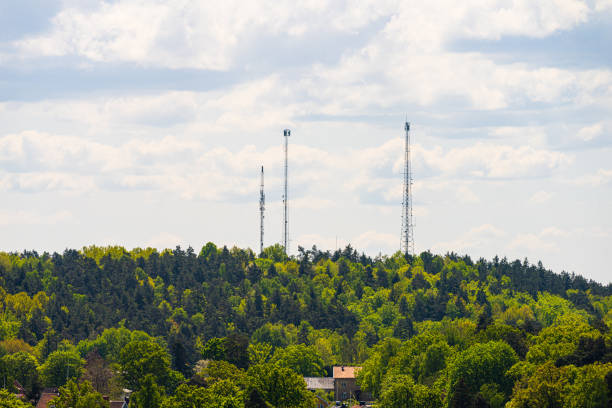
[{"left": 0, "top": 243, "right": 611, "bottom": 407}]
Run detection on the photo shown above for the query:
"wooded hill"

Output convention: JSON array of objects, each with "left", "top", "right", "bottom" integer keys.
[{"left": 0, "top": 243, "right": 611, "bottom": 407}]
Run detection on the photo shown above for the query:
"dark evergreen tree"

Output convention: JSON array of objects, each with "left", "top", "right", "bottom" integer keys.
[
  {"left": 376, "top": 268, "right": 388, "bottom": 288},
  {"left": 412, "top": 273, "right": 430, "bottom": 290},
  {"left": 450, "top": 378, "right": 473, "bottom": 408},
  {"left": 393, "top": 318, "right": 414, "bottom": 340},
  {"left": 245, "top": 387, "right": 267, "bottom": 408}
]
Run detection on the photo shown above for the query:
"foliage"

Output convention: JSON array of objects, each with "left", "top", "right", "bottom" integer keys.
[
  {"left": 38, "top": 348, "right": 84, "bottom": 387},
  {"left": 507, "top": 362, "right": 612, "bottom": 408},
  {"left": 49, "top": 380, "right": 107, "bottom": 408},
  {"left": 130, "top": 374, "right": 164, "bottom": 408},
  {"left": 378, "top": 374, "right": 442, "bottom": 408},
  {"left": 448, "top": 341, "right": 518, "bottom": 402},
  {"left": 119, "top": 339, "right": 183, "bottom": 391},
  {"left": 165, "top": 381, "right": 244, "bottom": 408},
  {"left": 0, "top": 351, "right": 40, "bottom": 398},
  {"left": 272, "top": 344, "right": 326, "bottom": 376},
  {"left": 0, "top": 245, "right": 610, "bottom": 406},
  {"left": 247, "top": 363, "right": 315, "bottom": 408},
  {"left": 200, "top": 360, "right": 246, "bottom": 386},
  {"left": 0, "top": 389, "right": 31, "bottom": 408},
  {"left": 244, "top": 387, "right": 269, "bottom": 408}
]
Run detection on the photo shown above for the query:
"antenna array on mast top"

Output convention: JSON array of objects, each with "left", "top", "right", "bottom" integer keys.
[{"left": 401, "top": 121, "right": 415, "bottom": 255}]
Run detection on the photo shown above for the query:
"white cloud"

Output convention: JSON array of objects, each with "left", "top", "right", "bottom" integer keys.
[
  {"left": 588, "top": 226, "right": 610, "bottom": 238},
  {"left": 456, "top": 185, "right": 480, "bottom": 204},
  {"left": 294, "top": 233, "right": 339, "bottom": 251},
  {"left": 0, "top": 172, "right": 96, "bottom": 193},
  {"left": 596, "top": 0, "right": 612, "bottom": 11},
  {"left": 432, "top": 224, "right": 506, "bottom": 253},
  {"left": 145, "top": 232, "right": 185, "bottom": 250},
  {"left": 294, "top": 230, "right": 398, "bottom": 255},
  {"left": 11, "top": 0, "right": 603, "bottom": 116},
  {"left": 352, "top": 230, "right": 397, "bottom": 252},
  {"left": 540, "top": 227, "right": 570, "bottom": 238},
  {"left": 0, "top": 131, "right": 123, "bottom": 172},
  {"left": 577, "top": 123, "right": 604, "bottom": 141},
  {"left": 572, "top": 169, "right": 612, "bottom": 186},
  {"left": 491, "top": 127, "right": 549, "bottom": 148},
  {"left": 292, "top": 196, "right": 336, "bottom": 210},
  {"left": 0, "top": 209, "right": 72, "bottom": 226},
  {"left": 417, "top": 142, "right": 572, "bottom": 179},
  {"left": 530, "top": 191, "right": 554, "bottom": 203},
  {"left": 0, "top": 76, "right": 303, "bottom": 138},
  {"left": 14, "top": 0, "right": 397, "bottom": 69},
  {"left": 304, "top": 44, "right": 608, "bottom": 113},
  {"left": 21, "top": 0, "right": 591, "bottom": 69},
  {"left": 0, "top": 126, "right": 575, "bottom": 207},
  {"left": 508, "top": 233, "right": 558, "bottom": 252},
  {"left": 508, "top": 227, "right": 569, "bottom": 253}
]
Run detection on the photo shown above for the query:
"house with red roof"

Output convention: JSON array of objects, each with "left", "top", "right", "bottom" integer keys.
[{"left": 332, "top": 366, "right": 372, "bottom": 403}]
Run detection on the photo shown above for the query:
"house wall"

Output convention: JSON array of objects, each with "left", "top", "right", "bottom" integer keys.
[
  {"left": 334, "top": 378, "right": 356, "bottom": 401},
  {"left": 333, "top": 379, "right": 372, "bottom": 402}
]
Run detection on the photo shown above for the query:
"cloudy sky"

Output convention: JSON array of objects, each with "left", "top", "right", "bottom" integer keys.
[{"left": 0, "top": 0, "right": 611, "bottom": 283}]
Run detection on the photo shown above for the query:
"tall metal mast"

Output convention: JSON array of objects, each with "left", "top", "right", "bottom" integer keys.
[
  {"left": 283, "top": 129, "right": 290, "bottom": 254},
  {"left": 401, "top": 121, "right": 415, "bottom": 255},
  {"left": 259, "top": 166, "right": 265, "bottom": 254}
]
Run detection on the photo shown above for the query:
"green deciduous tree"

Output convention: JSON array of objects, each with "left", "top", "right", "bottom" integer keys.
[
  {"left": 0, "top": 389, "right": 31, "bottom": 408},
  {"left": 357, "top": 337, "right": 401, "bottom": 398},
  {"left": 119, "top": 339, "right": 183, "bottom": 391},
  {"left": 76, "top": 326, "right": 155, "bottom": 364},
  {"left": 201, "top": 337, "right": 226, "bottom": 360},
  {"left": 39, "top": 348, "right": 84, "bottom": 387},
  {"left": 0, "top": 351, "right": 40, "bottom": 398},
  {"left": 247, "top": 363, "right": 315, "bottom": 408},
  {"left": 201, "top": 360, "right": 245, "bottom": 386},
  {"left": 507, "top": 362, "right": 569, "bottom": 408},
  {"left": 130, "top": 374, "right": 164, "bottom": 408},
  {"left": 564, "top": 363, "right": 612, "bottom": 408},
  {"left": 164, "top": 381, "right": 243, "bottom": 408},
  {"left": 527, "top": 315, "right": 598, "bottom": 365},
  {"left": 422, "top": 341, "right": 451, "bottom": 379},
  {"left": 378, "top": 374, "right": 442, "bottom": 408},
  {"left": 248, "top": 343, "right": 273, "bottom": 366},
  {"left": 272, "top": 344, "right": 325, "bottom": 377},
  {"left": 449, "top": 341, "right": 518, "bottom": 400},
  {"left": 49, "top": 380, "right": 107, "bottom": 408}
]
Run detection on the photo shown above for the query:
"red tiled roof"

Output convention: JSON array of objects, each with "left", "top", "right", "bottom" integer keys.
[
  {"left": 110, "top": 401, "right": 127, "bottom": 408},
  {"left": 333, "top": 366, "right": 362, "bottom": 379}
]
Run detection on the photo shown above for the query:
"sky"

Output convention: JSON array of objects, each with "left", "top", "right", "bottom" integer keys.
[{"left": 0, "top": 0, "right": 611, "bottom": 283}]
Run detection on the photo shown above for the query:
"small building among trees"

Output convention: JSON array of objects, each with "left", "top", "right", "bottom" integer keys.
[{"left": 305, "top": 366, "right": 372, "bottom": 403}]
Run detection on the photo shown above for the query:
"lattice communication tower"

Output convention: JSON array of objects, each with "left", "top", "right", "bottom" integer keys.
[
  {"left": 401, "top": 121, "right": 415, "bottom": 255},
  {"left": 259, "top": 166, "right": 265, "bottom": 254},
  {"left": 283, "top": 129, "right": 290, "bottom": 254}
]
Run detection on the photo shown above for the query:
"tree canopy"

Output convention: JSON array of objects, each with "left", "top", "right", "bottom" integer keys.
[{"left": 0, "top": 245, "right": 610, "bottom": 406}]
